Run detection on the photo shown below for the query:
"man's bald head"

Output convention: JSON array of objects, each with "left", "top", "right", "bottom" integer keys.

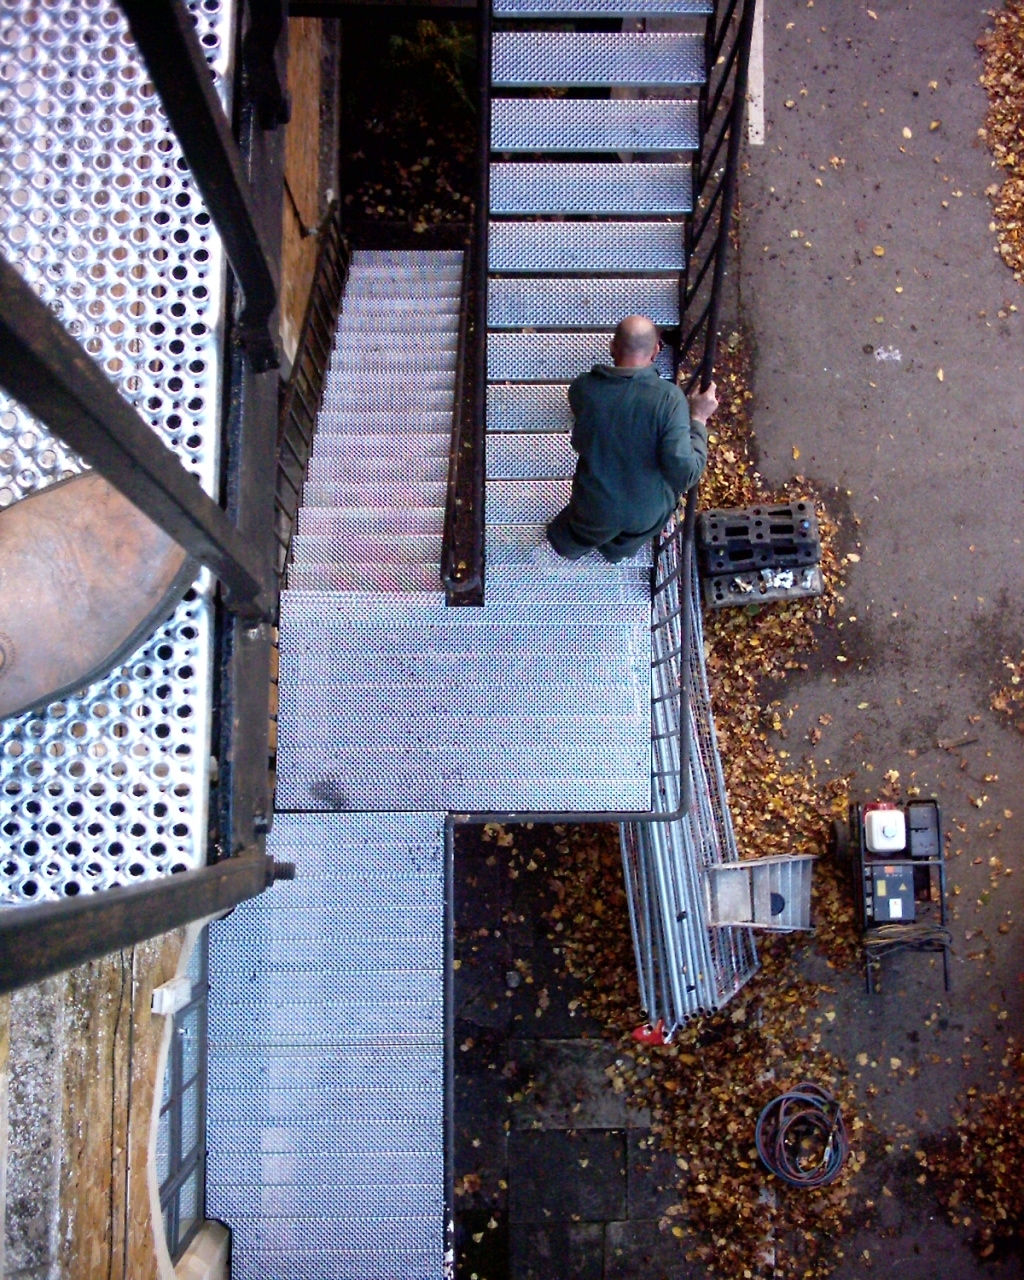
[{"left": 610, "top": 315, "right": 661, "bottom": 367}]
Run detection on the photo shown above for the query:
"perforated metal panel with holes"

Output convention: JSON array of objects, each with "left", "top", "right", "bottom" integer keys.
[
  {"left": 491, "top": 96, "right": 698, "bottom": 153},
  {"left": 488, "top": 276, "right": 679, "bottom": 329},
  {"left": 490, "top": 162, "right": 692, "bottom": 215},
  {"left": 0, "top": 0, "right": 234, "bottom": 902},
  {"left": 492, "top": 32, "right": 704, "bottom": 87},
  {"left": 489, "top": 220, "right": 686, "bottom": 274},
  {"left": 487, "top": 331, "right": 673, "bottom": 381}
]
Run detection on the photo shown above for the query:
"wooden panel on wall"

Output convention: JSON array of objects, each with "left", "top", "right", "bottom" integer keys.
[{"left": 280, "top": 17, "right": 323, "bottom": 370}]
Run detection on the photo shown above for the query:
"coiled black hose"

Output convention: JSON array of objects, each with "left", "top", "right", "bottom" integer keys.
[{"left": 755, "top": 1083, "right": 849, "bottom": 1188}]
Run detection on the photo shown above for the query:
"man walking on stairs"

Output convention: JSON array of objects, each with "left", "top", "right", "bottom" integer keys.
[{"left": 546, "top": 314, "right": 718, "bottom": 564}]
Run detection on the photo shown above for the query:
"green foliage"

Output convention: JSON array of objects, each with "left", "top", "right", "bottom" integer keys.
[{"left": 386, "top": 20, "right": 476, "bottom": 119}]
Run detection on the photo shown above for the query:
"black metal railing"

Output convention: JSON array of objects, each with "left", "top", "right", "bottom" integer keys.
[
  {"left": 440, "top": 0, "right": 491, "bottom": 607},
  {"left": 441, "top": 233, "right": 483, "bottom": 605},
  {"left": 0, "top": 0, "right": 296, "bottom": 994},
  {"left": 274, "top": 202, "right": 349, "bottom": 582}
]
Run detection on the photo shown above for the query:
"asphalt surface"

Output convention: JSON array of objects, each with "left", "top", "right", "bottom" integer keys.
[{"left": 740, "top": 1, "right": 1024, "bottom": 1275}]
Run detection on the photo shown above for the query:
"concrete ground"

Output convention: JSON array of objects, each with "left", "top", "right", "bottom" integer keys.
[
  {"left": 456, "top": 2, "right": 1024, "bottom": 1277},
  {"left": 739, "top": 1, "right": 1024, "bottom": 1273}
]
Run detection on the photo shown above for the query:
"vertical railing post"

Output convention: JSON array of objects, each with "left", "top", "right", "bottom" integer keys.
[{"left": 474, "top": 0, "right": 492, "bottom": 597}]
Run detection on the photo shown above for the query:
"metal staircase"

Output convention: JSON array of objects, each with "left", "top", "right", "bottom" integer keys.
[{"left": 205, "top": 0, "right": 760, "bottom": 1274}]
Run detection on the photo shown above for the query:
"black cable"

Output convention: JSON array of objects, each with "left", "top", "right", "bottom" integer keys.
[{"left": 755, "top": 1083, "right": 849, "bottom": 1189}]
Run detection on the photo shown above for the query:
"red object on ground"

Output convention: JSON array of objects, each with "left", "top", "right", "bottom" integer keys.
[
  {"left": 863, "top": 801, "right": 899, "bottom": 814},
  {"left": 632, "top": 1019, "right": 667, "bottom": 1045}
]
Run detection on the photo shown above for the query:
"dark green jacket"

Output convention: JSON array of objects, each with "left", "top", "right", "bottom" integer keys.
[{"left": 565, "top": 364, "right": 708, "bottom": 542}]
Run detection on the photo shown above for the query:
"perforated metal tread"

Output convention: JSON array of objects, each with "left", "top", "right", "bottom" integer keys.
[
  {"left": 276, "top": 770, "right": 651, "bottom": 814},
  {"left": 301, "top": 481, "right": 447, "bottom": 509},
  {"left": 291, "top": 535, "right": 443, "bottom": 569},
  {"left": 487, "top": 382, "right": 572, "bottom": 432},
  {"left": 488, "top": 276, "right": 679, "bottom": 329},
  {"left": 354, "top": 249, "right": 464, "bottom": 268},
  {"left": 280, "top": 593, "right": 645, "bottom": 629},
  {"left": 316, "top": 409, "right": 454, "bottom": 431},
  {"left": 492, "top": 32, "right": 704, "bottom": 87},
  {"left": 296, "top": 509, "right": 445, "bottom": 539},
  {"left": 489, "top": 220, "right": 686, "bottom": 274},
  {"left": 280, "top": 647, "right": 646, "bottom": 688},
  {"left": 488, "top": 331, "right": 673, "bottom": 381},
  {"left": 287, "top": 564, "right": 444, "bottom": 593},
  {"left": 311, "top": 432, "right": 450, "bottom": 462},
  {"left": 306, "top": 456, "right": 448, "bottom": 483},
  {"left": 491, "top": 96, "right": 698, "bottom": 153},
  {"left": 494, "top": 0, "right": 710, "bottom": 13},
  {"left": 486, "top": 479, "right": 572, "bottom": 523},
  {"left": 486, "top": 524, "right": 652, "bottom": 567},
  {"left": 491, "top": 161, "right": 692, "bottom": 215},
  {"left": 487, "top": 433, "right": 575, "bottom": 479}
]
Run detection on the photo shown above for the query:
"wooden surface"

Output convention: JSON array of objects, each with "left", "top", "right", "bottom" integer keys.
[
  {"left": 3, "top": 938, "right": 186, "bottom": 1280},
  {"left": 280, "top": 17, "right": 323, "bottom": 368}
]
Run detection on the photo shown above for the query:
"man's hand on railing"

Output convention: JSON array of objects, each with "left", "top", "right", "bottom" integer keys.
[{"left": 688, "top": 380, "right": 719, "bottom": 426}]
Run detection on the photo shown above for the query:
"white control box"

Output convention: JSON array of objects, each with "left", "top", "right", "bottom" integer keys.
[{"left": 865, "top": 809, "right": 906, "bottom": 855}]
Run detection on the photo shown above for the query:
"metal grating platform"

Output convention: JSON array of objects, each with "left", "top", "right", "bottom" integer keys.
[
  {"left": 491, "top": 97, "right": 699, "bottom": 153},
  {"left": 206, "top": 812, "right": 447, "bottom": 1280},
  {"left": 490, "top": 162, "right": 692, "bottom": 215},
  {"left": 487, "top": 331, "right": 674, "bottom": 382},
  {"left": 0, "top": 0, "right": 234, "bottom": 902},
  {"left": 488, "top": 276, "right": 679, "bottom": 329},
  {"left": 492, "top": 32, "right": 704, "bottom": 88}
]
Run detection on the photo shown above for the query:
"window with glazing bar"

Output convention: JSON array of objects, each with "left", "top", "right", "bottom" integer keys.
[{"left": 158, "top": 928, "right": 209, "bottom": 1260}]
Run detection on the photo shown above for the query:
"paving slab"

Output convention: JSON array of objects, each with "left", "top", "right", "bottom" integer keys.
[
  {"left": 509, "top": 1129, "right": 627, "bottom": 1223},
  {"left": 510, "top": 1222, "right": 605, "bottom": 1280}
]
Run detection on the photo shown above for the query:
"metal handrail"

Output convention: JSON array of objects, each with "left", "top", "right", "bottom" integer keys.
[
  {"left": 440, "top": 238, "right": 480, "bottom": 603},
  {"left": 440, "top": 0, "right": 490, "bottom": 606},
  {"left": 274, "top": 201, "right": 349, "bottom": 583}
]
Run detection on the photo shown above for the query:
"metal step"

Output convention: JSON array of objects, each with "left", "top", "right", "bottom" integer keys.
[
  {"left": 336, "top": 313, "right": 460, "bottom": 334},
  {"left": 490, "top": 162, "right": 692, "bottom": 215},
  {"left": 487, "top": 331, "right": 673, "bottom": 381},
  {"left": 353, "top": 249, "right": 464, "bottom": 268},
  {"left": 487, "top": 382, "right": 572, "bottom": 432},
  {"left": 211, "top": 1183, "right": 442, "bottom": 1220},
  {"left": 489, "top": 220, "right": 686, "bottom": 274},
  {"left": 306, "top": 455, "right": 448, "bottom": 483},
  {"left": 333, "top": 332, "right": 458, "bottom": 355},
  {"left": 279, "top": 682, "right": 644, "bottom": 730},
  {"left": 341, "top": 296, "right": 460, "bottom": 316},
  {"left": 492, "top": 32, "right": 704, "bottom": 88},
  {"left": 301, "top": 481, "right": 447, "bottom": 509},
  {"left": 485, "top": 564, "right": 650, "bottom": 604},
  {"left": 310, "top": 432, "right": 450, "bottom": 462},
  {"left": 291, "top": 534, "right": 443, "bottom": 568},
  {"left": 488, "top": 276, "right": 679, "bottom": 329},
  {"left": 279, "top": 646, "right": 646, "bottom": 688},
  {"left": 486, "top": 523, "right": 652, "bottom": 567},
  {"left": 280, "top": 594, "right": 643, "bottom": 629},
  {"left": 494, "top": 0, "right": 711, "bottom": 14},
  {"left": 487, "top": 478, "right": 571, "bottom": 523},
  {"left": 344, "top": 278, "right": 461, "bottom": 300},
  {"left": 486, "top": 432, "right": 574, "bottom": 480},
  {"left": 320, "top": 386, "right": 454, "bottom": 412},
  {"left": 275, "top": 768, "right": 650, "bottom": 815},
  {"left": 326, "top": 352, "right": 458, "bottom": 375},
  {"left": 297, "top": 509, "right": 445, "bottom": 537},
  {"left": 316, "top": 409, "right": 453, "bottom": 431},
  {"left": 491, "top": 96, "right": 698, "bottom": 153},
  {"left": 287, "top": 564, "right": 443, "bottom": 593}
]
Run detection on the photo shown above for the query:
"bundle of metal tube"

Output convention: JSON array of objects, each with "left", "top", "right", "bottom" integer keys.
[{"left": 621, "top": 526, "right": 758, "bottom": 1036}]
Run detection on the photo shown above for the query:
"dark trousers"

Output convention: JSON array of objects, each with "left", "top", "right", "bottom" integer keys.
[{"left": 546, "top": 505, "right": 670, "bottom": 565}]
